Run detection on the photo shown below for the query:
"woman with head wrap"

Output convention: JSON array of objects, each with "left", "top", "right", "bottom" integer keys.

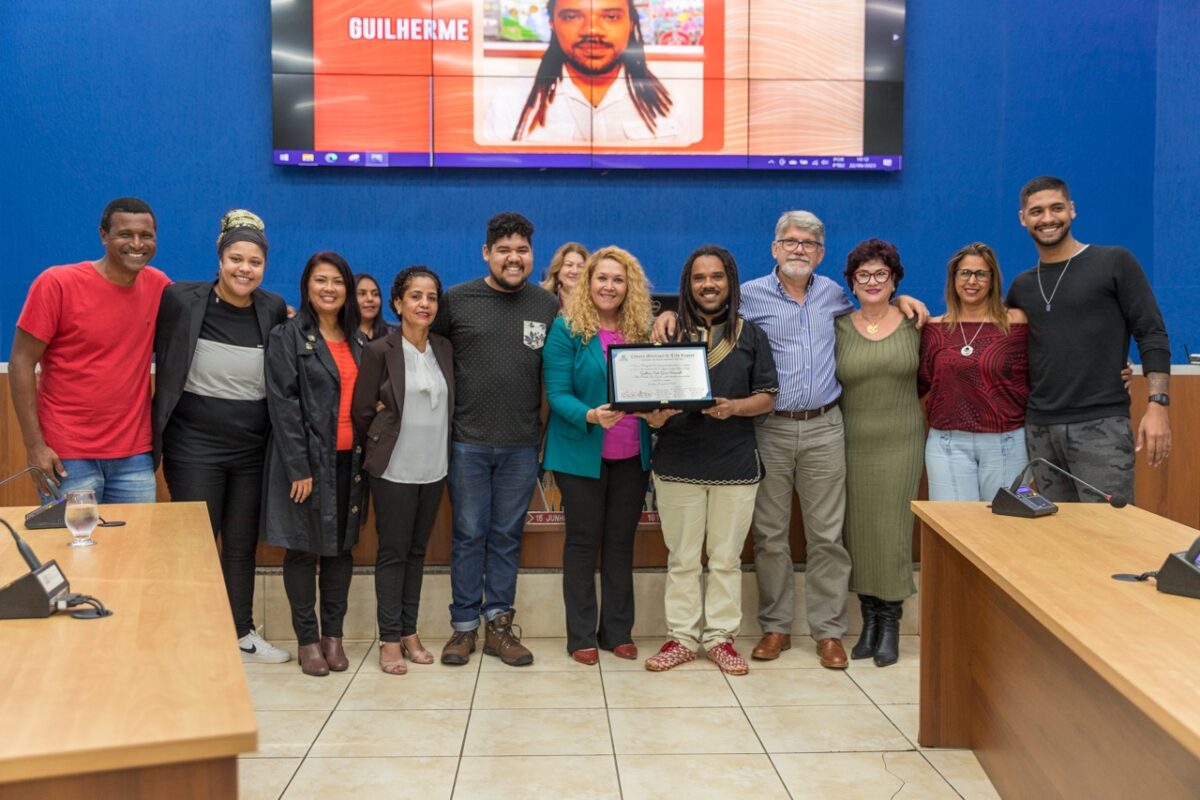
[{"left": 153, "top": 209, "right": 290, "bottom": 663}]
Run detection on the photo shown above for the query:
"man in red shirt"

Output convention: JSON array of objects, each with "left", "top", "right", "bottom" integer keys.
[{"left": 10, "top": 197, "right": 171, "bottom": 502}]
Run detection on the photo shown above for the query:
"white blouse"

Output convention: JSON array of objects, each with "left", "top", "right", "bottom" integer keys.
[{"left": 381, "top": 337, "right": 449, "bottom": 484}]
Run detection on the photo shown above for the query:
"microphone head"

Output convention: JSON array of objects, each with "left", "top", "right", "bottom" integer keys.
[{"left": 1109, "top": 495, "right": 1128, "bottom": 509}]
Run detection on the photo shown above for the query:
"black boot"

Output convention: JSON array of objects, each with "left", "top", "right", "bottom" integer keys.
[
  {"left": 873, "top": 600, "right": 903, "bottom": 667},
  {"left": 851, "top": 595, "right": 880, "bottom": 660}
]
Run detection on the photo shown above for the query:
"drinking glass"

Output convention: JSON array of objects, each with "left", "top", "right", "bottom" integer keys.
[{"left": 65, "top": 489, "right": 99, "bottom": 548}]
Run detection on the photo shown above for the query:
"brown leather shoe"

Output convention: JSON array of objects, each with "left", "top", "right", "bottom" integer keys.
[
  {"left": 484, "top": 611, "right": 534, "bottom": 666},
  {"left": 298, "top": 642, "right": 330, "bottom": 677},
  {"left": 441, "top": 629, "right": 477, "bottom": 665},
  {"left": 817, "top": 638, "right": 849, "bottom": 669},
  {"left": 751, "top": 632, "right": 792, "bottom": 661},
  {"left": 321, "top": 636, "right": 349, "bottom": 672}
]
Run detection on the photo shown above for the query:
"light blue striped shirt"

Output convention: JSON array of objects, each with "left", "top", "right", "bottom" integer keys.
[{"left": 740, "top": 269, "right": 853, "bottom": 411}]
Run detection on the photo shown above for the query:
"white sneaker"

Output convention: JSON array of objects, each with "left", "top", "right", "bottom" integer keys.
[{"left": 239, "top": 630, "right": 292, "bottom": 663}]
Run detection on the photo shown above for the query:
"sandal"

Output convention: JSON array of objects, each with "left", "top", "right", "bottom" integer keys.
[
  {"left": 400, "top": 633, "right": 435, "bottom": 665},
  {"left": 379, "top": 641, "right": 407, "bottom": 675}
]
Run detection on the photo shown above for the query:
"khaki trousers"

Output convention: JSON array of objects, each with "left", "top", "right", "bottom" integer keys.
[
  {"left": 654, "top": 477, "right": 758, "bottom": 650},
  {"left": 751, "top": 409, "right": 851, "bottom": 639}
]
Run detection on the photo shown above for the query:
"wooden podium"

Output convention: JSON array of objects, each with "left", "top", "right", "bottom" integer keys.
[
  {"left": 0, "top": 503, "right": 256, "bottom": 799},
  {"left": 914, "top": 501, "right": 1200, "bottom": 798}
]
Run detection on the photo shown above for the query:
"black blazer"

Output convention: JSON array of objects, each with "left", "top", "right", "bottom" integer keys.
[
  {"left": 351, "top": 329, "right": 455, "bottom": 478},
  {"left": 152, "top": 280, "right": 289, "bottom": 467}
]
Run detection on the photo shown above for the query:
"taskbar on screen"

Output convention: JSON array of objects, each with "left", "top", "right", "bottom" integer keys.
[{"left": 273, "top": 151, "right": 902, "bottom": 171}]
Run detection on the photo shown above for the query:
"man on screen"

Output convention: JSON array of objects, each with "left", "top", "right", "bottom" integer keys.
[{"left": 484, "top": 0, "right": 697, "bottom": 145}]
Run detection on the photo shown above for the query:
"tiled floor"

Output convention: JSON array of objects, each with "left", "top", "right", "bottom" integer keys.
[{"left": 238, "top": 634, "right": 1000, "bottom": 799}]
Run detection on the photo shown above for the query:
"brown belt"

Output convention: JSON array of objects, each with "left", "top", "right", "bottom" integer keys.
[{"left": 773, "top": 400, "right": 838, "bottom": 421}]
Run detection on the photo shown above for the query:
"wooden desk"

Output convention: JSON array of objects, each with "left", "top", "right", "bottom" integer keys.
[
  {"left": 0, "top": 503, "right": 256, "bottom": 799},
  {"left": 914, "top": 502, "right": 1200, "bottom": 798}
]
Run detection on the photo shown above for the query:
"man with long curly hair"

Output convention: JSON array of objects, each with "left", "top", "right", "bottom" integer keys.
[{"left": 484, "top": 0, "right": 694, "bottom": 145}]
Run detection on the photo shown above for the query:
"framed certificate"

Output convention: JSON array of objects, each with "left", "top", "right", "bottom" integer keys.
[{"left": 607, "top": 343, "right": 715, "bottom": 412}]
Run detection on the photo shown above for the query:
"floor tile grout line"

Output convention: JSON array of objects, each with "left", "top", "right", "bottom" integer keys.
[
  {"left": 723, "top": 656, "right": 795, "bottom": 800},
  {"left": 597, "top": 651, "right": 625, "bottom": 800},
  {"left": 448, "top": 641, "right": 487, "bottom": 798},
  {"left": 274, "top": 637, "right": 375, "bottom": 799},
  {"left": 917, "top": 751, "right": 969, "bottom": 800}
]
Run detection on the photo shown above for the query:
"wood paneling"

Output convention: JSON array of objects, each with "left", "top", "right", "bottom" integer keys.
[
  {"left": 915, "top": 502, "right": 1200, "bottom": 797},
  {"left": 0, "top": 758, "right": 237, "bottom": 800},
  {"left": 2, "top": 374, "right": 1196, "bottom": 568},
  {"left": 0, "top": 503, "right": 256, "bottom": 789}
]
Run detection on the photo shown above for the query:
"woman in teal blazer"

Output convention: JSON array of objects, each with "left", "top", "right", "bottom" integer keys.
[{"left": 542, "top": 246, "right": 667, "bottom": 665}]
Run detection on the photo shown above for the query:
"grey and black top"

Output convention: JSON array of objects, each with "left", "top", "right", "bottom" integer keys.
[
  {"left": 163, "top": 290, "right": 269, "bottom": 465},
  {"left": 1006, "top": 245, "right": 1170, "bottom": 425},
  {"left": 652, "top": 317, "right": 779, "bottom": 485},
  {"left": 432, "top": 277, "right": 559, "bottom": 447}
]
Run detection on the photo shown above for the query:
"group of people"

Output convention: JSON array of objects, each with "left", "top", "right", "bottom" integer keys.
[{"left": 10, "top": 174, "right": 1171, "bottom": 679}]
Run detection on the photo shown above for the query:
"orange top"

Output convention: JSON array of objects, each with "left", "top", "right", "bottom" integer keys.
[{"left": 327, "top": 339, "right": 358, "bottom": 451}]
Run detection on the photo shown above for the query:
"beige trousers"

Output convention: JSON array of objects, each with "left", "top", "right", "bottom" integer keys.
[{"left": 653, "top": 476, "right": 758, "bottom": 650}]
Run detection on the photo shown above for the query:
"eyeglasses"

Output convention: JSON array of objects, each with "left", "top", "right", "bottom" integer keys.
[
  {"left": 852, "top": 269, "right": 893, "bottom": 285},
  {"left": 775, "top": 238, "right": 824, "bottom": 253},
  {"left": 956, "top": 269, "right": 992, "bottom": 282}
]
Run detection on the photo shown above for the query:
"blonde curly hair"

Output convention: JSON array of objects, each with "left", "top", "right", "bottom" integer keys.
[{"left": 563, "top": 246, "right": 653, "bottom": 344}]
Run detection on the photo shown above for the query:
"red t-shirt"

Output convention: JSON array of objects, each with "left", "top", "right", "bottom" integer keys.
[
  {"left": 327, "top": 339, "right": 359, "bottom": 451},
  {"left": 16, "top": 261, "right": 171, "bottom": 459}
]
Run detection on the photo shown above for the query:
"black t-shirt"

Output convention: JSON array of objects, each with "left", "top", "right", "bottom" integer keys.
[
  {"left": 1006, "top": 245, "right": 1170, "bottom": 425},
  {"left": 432, "top": 277, "right": 559, "bottom": 447},
  {"left": 652, "top": 318, "right": 779, "bottom": 484},
  {"left": 163, "top": 292, "right": 269, "bottom": 465}
]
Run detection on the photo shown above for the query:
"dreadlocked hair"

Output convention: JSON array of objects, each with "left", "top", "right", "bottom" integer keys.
[
  {"left": 513, "top": 0, "right": 673, "bottom": 141},
  {"left": 676, "top": 245, "right": 741, "bottom": 349}
]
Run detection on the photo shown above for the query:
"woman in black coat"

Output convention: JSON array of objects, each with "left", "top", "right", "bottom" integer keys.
[
  {"left": 263, "top": 251, "right": 366, "bottom": 677},
  {"left": 351, "top": 266, "right": 454, "bottom": 675},
  {"left": 153, "top": 209, "right": 289, "bottom": 664}
]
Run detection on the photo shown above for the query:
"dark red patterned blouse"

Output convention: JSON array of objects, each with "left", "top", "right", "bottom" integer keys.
[{"left": 918, "top": 322, "right": 1030, "bottom": 433}]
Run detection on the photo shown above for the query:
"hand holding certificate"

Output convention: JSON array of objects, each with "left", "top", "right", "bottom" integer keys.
[{"left": 607, "top": 343, "right": 715, "bottom": 412}]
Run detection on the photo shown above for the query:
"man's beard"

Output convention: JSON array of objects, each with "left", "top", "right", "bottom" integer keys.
[
  {"left": 779, "top": 259, "right": 814, "bottom": 280},
  {"left": 565, "top": 39, "right": 624, "bottom": 76},
  {"left": 492, "top": 266, "right": 528, "bottom": 291},
  {"left": 1029, "top": 219, "right": 1071, "bottom": 249}
]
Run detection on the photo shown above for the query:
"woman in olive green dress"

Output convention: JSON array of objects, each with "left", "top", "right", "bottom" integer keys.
[{"left": 834, "top": 239, "right": 924, "bottom": 667}]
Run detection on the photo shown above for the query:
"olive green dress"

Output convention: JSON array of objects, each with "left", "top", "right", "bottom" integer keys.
[{"left": 835, "top": 314, "right": 924, "bottom": 601}]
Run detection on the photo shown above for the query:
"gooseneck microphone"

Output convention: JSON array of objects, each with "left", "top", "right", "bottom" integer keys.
[
  {"left": 1020, "top": 458, "right": 1128, "bottom": 508},
  {"left": 991, "top": 458, "right": 1128, "bottom": 517},
  {"left": 3, "top": 517, "right": 43, "bottom": 571}
]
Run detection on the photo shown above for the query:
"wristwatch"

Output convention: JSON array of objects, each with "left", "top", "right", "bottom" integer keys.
[{"left": 1148, "top": 393, "right": 1170, "bottom": 407}]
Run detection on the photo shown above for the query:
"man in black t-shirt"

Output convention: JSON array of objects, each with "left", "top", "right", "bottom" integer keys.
[
  {"left": 643, "top": 246, "right": 779, "bottom": 675},
  {"left": 433, "top": 212, "right": 559, "bottom": 667},
  {"left": 1007, "top": 175, "right": 1171, "bottom": 503}
]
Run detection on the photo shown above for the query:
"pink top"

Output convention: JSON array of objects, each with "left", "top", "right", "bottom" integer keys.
[{"left": 598, "top": 329, "right": 641, "bottom": 460}]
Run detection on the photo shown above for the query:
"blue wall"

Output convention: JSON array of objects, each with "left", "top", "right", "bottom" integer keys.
[{"left": 2, "top": 2, "right": 1196, "bottom": 360}]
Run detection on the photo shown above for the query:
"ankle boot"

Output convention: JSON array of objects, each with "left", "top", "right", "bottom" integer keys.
[
  {"left": 873, "top": 601, "right": 903, "bottom": 667},
  {"left": 851, "top": 595, "right": 880, "bottom": 660},
  {"left": 321, "top": 635, "right": 349, "bottom": 672}
]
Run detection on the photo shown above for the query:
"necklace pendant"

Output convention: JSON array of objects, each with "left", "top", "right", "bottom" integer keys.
[
  {"left": 1045, "top": 302, "right": 1051, "bottom": 312},
  {"left": 960, "top": 345, "right": 974, "bottom": 357},
  {"left": 866, "top": 322, "right": 879, "bottom": 334}
]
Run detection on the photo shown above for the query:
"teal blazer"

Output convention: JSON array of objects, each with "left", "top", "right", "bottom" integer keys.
[{"left": 542, "top": 317, "right": 652, "bottom": 479}]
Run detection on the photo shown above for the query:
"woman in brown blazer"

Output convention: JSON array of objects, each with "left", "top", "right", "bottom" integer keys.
[{"left": 351, "top": 266, "right": 454, "bottom": 675}]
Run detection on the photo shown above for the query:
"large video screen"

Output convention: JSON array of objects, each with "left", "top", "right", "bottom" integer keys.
[{"left": 272, "top": 1, "right": 905, "bottom": 170}]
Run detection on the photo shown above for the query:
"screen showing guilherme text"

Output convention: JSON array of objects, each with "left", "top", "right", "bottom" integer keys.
[{"left": 272, "top": 0, "right": 904, "bottom": 170}]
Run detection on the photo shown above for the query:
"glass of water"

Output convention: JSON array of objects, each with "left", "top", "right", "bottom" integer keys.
[{"left": 65, "top": 489, "right": 99, "bottom": 547}]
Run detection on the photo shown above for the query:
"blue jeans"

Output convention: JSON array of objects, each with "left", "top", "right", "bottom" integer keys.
[
  {"left": 924, "top": 428, "right": 1028, "bottom": 502},
  {"left": 446, "top": 442, "right": 539, "bottom": 632},
  {"left": 55, "top": 453, "right": 158, "bottom": 504}
]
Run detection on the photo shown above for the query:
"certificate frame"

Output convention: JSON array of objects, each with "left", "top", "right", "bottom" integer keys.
[{"left": 607, "top": 342, "right": 716, "bottom": 412}]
